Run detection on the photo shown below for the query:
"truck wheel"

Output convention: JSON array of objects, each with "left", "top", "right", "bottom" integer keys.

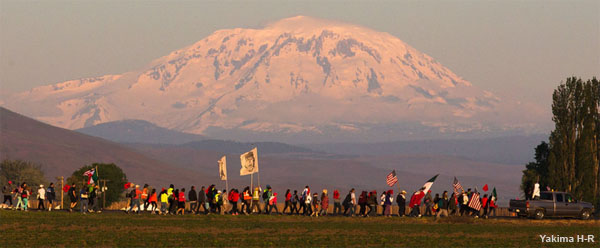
[
  {"left": 534, "top": 209, "right": 545, "bottom": 220},
  {"left": 580, "top": 209, "right": 591, "bottom": 220}
]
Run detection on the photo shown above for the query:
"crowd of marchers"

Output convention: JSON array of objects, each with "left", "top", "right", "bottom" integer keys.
[{"left": 2, "top": 182, "right": 498, "bottom": 218}]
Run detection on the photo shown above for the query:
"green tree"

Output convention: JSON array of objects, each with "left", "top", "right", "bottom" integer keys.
[
  {"left": 520, "top": 142, "right": 550, "bottom": 198},
  {"left": 0, "top": 159, "right": 48, "bottom": 188},
  {"left": 67, "top": 163, "right": 127, "bottom": 208},
  {"left": 545, "top": 77, "right": 599, "bottom": 207}
]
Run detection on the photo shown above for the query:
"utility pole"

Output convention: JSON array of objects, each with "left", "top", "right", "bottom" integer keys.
[
  {"left": 99, "top": 179, "right": 110, "bottom": 209},
  {"left": 58, "top": 176, "right": 64, "bottom": 210}
]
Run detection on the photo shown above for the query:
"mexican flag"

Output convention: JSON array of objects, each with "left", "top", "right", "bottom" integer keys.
[
  {"left": 83, "top": 169, "right": 98, "bottom": 185},
  {"left": 491, "top": 187, "right": 497, "bottom": 202},
  {"left": 422, "top": 174, "right": 439, "bottom": 193}
]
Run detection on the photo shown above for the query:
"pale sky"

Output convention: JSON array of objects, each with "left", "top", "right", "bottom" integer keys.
[{"left": 1, "top": 0, "right": 598, "bottom": 111}]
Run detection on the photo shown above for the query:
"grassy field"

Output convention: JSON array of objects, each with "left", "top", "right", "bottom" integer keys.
[{"left": 0, "top": 210, "right": 598, "bottom": 247}]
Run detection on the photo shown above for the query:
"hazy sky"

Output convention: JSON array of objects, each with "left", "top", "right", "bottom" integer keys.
[{"left": 1, "top": 0, "right": 598, "bottom": 110}]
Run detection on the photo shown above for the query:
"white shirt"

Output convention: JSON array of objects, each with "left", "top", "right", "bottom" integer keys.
[
  {"left": 532, "top": 183, "right": 540, "bottom": 198},
  {"left": 351, "top": 192, "right": 356, "bottom": 205},
  {"left": 38, "top": 188, "right": 45, "bottom": 199}
]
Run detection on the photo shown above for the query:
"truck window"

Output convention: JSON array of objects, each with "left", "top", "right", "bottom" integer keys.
[
  {"left": 555, "top": 193, "right": 564, "bottom": 202},
  {"left": 540, "top": 192, "right": 553, "bottom": 200},
  {"left": 565, "top": 194, "right": 573, "bottom": 203}
]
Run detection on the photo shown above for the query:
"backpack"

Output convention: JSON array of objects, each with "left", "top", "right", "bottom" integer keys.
[
  {"left": 262, "top": 190, "right": 268, "bottom": 201},
  {"left": 342, "top": 193, "right": 351, "bottom": 206}
]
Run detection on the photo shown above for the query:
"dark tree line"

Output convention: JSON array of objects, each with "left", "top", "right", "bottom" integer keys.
[{"left": 522, "top": 77, "right": 599, "bottom": 207}]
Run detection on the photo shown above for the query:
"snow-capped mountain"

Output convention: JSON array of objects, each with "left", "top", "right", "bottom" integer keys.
[{"left": 2, "top": 16, "right": 543, "bottom": 143}]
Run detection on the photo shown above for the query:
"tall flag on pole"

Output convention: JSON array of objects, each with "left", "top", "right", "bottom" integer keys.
[
  {"left": 468, "top": 191, "right": 482, "bottom": 211},
  {"left": 386, "top": 170, "right": 398, "bottom": 187},
  {"left": 453, "top": 177, "right": 464, "bottom": 196},
  {"left": 218, "top": 156, "right": 227, "bottom": 181},
  {"left": 83, "top": 169, "right": 98, "bottom": 185},
  {"left": 491, "top": 187, "right": 497, "bottom": 202},
  {"left": 240, "top": 147, "right": 259, "bottom": 176},
  {"left": 483, "top": 184, "right": 489, "bottom": 192},
  {"left": 422, "top": 174, "right": 439, "bottom": 193}
]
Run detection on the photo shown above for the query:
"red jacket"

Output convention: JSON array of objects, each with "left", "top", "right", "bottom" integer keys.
[
  {"left": 482, "top": 197, "right": 489, "bottom": 208},
  {"left": 231, "top": 191, "right": 240, "bottom": 202},
  {"left": 178, "top": 192, "right": 186, "bottom": 202},
  {"left": 409, "top": 191, "right": 425, "bottom": 208},
  {"left": 333, "top": 190, "right": 340, "bottom": 200},
  {"left": 286, "top": 192, "right": 292, "bottom": 201}
]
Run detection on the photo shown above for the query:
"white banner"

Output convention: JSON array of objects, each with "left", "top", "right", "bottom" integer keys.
[
  {"left": 240, "top": 147, "right": 258, "bottom": 176},
  {"left": 218, "top": 156, "right": 227, "bottom": 181}
]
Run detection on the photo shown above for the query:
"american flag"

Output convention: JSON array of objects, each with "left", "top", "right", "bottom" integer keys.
[
  {"left": 468, "top": 192, "right": 482, "bottom": 211},
  {"left": 453, "top": 177, "right": 464, "bottom": 196},
  {"left": 386, "top": 170, "right": 398, "bottom": 187}
]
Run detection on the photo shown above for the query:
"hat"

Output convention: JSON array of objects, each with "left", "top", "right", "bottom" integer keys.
[
  {"left": 401, "top": 190, "right": 407, "bottom": 194},
  {"left": 135, "top": 185, "right": 139, "bottom": 188},
  {"left": 218, "top": 190, "right": 222, "bottom": 193},
  {"left": 323, "top": 189, "right": 328, "bottom": 194},
  {"left": 40, "top": 185, "right": 44, "bottom": 188},
  {"left": 8, "top": 181, "right": 12, "bottom": 184}
]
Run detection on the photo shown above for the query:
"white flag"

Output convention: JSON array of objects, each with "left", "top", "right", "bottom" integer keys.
[
  {"left": 240, "top": 147, "right": 258, "bottom": 176},
  {"left": 218, "top": 156, "right": 227, "bottom": 181}
]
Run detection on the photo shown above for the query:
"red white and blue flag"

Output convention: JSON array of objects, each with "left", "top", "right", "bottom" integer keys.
[{"left": 386, "top": 170, "right": 398, "bottom": 187}]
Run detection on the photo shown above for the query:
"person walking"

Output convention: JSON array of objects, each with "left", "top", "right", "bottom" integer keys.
[
  {"left": 159, "top": 188, "right": 168, "bottom": 215},
  {"left": 68, "top": 183, "right": 77, "bottom": 212},
  {"left": 384, "top": 190, "right": 394, "bottom": 217},
  {"left": 379, "top": 191, "right": 386, "bottom": 216},
  {"left": 127, "top": 185, "right": 142, "bottom": 214},
  {"left": 487, "top": 196, "right": 497, "bottom": 217},
  {"left": 448, "top": 193, "right": 458, "bottom": 216},
  {"left": 358, "top": 191, "right": 367, "bottom": 216},
  {"left": 167, "top": 185, "right": 176, "bottom": 214},
  {"left": 148, "top": 188, "right": 158, "bottom": 214},
  {"left": 197, "top": 186, "right": 208, "bottom": 215},
  {"left": 89, "top": 184, "right": 102, "bottom": 213},
  {"left": 301, "top": 186, "right": 310, "bottom": 215},
  {"left": 320, "top": 189, "right": 329, "bottom": 216},
  {"left": 424, "top": 191, "right": 433, "bottom": 216},
  {"left": 141, "top": 184, "right": 149, "bottom": 211},
  {"left": 409, "top": 188, "right": 425, "bottom": 217},
  {"left": 251, "top": 187, "right": 261, "bottom": 214},
  {"left": 2, "top": 181, "right": 13, "bottom": 209},
  {"left": 397, "top": 190, "right": 406, "bottom": 217},
  {"left": 46, "top": 183, "right": 56, "bottom": 211},
  {"left": 188, "top": 186, "right": 197, "bottom": 214},
  {"left": 283, "top": 189, "right": 292, "bottom": 214},
  {"left": 367, "top": 191, "right": 377, "bottom": 217},
  {"left": 481, "top": 194, "right": 489, "bottom": 218},
  {"left": 292, "top": 190, "right": 299, "bottom": 215},
  {"left": 79, "top": 187, "right": 89, "bottom": 214},
  {"left": 435, "top": 191, "right": 449, "bottom": 219},
  {"left": 221, "top": 189, "right": 230, "bottom": 215},
  {"left": 242, "top": 187, "right": 251, "bottom": 215},
  {"left": 37, "top": 185, "right": 46, "bottom": 210},
  {"left": 269, "top": 192, "right": 280, "bottom": 214},
  {"left": 310, "top": 193, "right": 319, "bottom": 217},
  {"left": 230, "top": 189, "right": 240, "bottom": 215},
  {"left": 332, "top": 189, "right": 341, "bottom": 216},
  {"left": 304, "top": 191, "right": 313, "bottom": 216},
  {"left": 177, "top": 188, "right": 186, "bottom": 215},
  {"left": 21, "top": 185, "right": 30, "bottom": 211}
]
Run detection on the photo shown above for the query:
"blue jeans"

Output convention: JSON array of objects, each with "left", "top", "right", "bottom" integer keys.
[{"left": 80, "top": 199, "right": 88, "bottom": 213}]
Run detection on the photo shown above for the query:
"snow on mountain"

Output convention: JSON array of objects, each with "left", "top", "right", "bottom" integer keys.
[{"left": 1, "top": 16, "right": 543, "bottom": 142}]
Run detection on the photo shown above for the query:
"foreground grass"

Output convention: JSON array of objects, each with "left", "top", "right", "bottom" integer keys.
[{"left": 0, "top": 211, "right": 598, "bottom": 247}]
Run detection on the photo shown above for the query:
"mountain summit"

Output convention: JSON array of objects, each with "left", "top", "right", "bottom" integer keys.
[{"left": 2, "top": 16, "right": 538, "bottom": 142}]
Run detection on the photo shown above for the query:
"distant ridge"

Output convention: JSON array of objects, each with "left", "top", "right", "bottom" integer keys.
[
  {"left": 0, "top": 107, "right": 210, "bottom": 186},
  {"left": 77, "top": 119, "right": 206, "bottom": 144}
]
